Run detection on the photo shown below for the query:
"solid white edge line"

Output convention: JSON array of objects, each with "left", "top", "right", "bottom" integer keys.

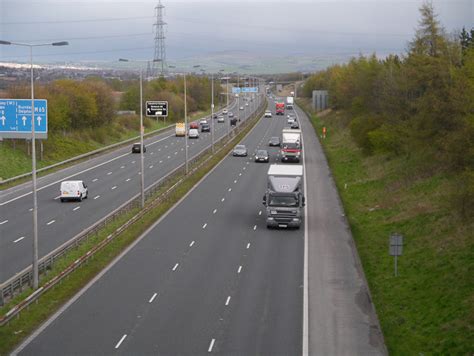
[
  {"left": 11, "top": 101, "right": 260, "bottom": 355},
  {"left": 148, "top": 292, "right": 158, "bottom": 303},
  {"left": 295, "top": 105, "right": 309, "bottom": 356},
  {"left": 115, "top": 334, "right": 127, "bottom": 349},
  {"left": 208, "top": 338, "right": 216, "bottom": 352}
]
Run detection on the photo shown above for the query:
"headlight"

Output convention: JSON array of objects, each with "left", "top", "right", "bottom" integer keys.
[
  {"left": 268, "top": 217, "right": 274, "bottom": 221},
  {"left": 271, "top": 210, "right": 277, "bottom": 214},
  {"left": 292, "top": 218, "right": 300, "bottom": 222}
]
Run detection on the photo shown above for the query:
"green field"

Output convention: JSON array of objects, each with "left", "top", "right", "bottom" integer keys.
[{"left": 298, "top": 99, "right": 474, "bottom": 355}]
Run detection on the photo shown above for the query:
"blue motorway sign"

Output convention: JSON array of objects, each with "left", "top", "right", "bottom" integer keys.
[
  {"left": 232, "top": 87, "right": 258, "bottom": 94},
  {"left": 241, "top": 87, "right": 258, "bottom": 93},
  {"left": 0, "top": 99, "right": 48, "bottom": 139}
]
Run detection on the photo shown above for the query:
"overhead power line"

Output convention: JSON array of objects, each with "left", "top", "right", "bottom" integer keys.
[{"left": 1, "top": 15, "right": 154, "bottom": 26}]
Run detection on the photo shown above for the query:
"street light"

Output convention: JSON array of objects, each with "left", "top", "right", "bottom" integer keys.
[
  {"left": 118, "top": 58, "right": 157, "bottom": 209},
  {"left": 0, "top": 39, "right": 68, "bottom": 290}
]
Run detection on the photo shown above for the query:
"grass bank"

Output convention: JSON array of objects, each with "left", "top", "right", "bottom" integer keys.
[{"left": 298, "top": 98, "right": 473, "bottom": 355}]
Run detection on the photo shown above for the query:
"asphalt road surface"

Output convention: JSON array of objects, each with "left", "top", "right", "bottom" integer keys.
[
  {"left": 0, "top": 96, "right": 260, "bottom": 284},
  {"left": 14, "top": 97, "right": 386, "bottom": 355}
]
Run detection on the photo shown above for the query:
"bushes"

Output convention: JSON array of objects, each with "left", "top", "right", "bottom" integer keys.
[
  {"left": 303, "top": 3, "right": 473, "bottom": 220},
  {"left": 349, "top": 116, "right": 381, "bottom": 154}
]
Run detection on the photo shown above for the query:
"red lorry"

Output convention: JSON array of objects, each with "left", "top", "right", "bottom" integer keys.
[{"left": 275, "top": 102, "right": 285, "bottom": 115}]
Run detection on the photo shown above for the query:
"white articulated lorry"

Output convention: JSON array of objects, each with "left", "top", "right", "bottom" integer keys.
[
  {"left": 281, "top": 128, "right": 302, "bottom": 162},
  {"left": 286, "top": 96, "right": 294, "bottom": 109},
  {"left": 263, "top": 164, "right": 305, "bottom": 229}
]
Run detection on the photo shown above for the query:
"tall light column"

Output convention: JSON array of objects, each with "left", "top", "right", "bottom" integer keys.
[
  {"left": 0, "top": 40, "right": 68, "bottom": 289},
  {"left": 184, "top": 73, "right": 189, "bottom": 174}
]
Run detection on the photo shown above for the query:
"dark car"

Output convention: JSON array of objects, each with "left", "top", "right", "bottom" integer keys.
[
  {"left": 232, "top": 145, "right": 248, "bottom": 156},
  {"left": 230, "top": 117, "right": 238, "bottom": 126},
  {"left": 132, "top": 142, "right": 146, "bottom": 153},
  {"left": 201, "top": 123, "right": 210, "bottom": 132},
  {"left": 255, "top": 149, "right": 269, "bottom": 163},
  {"left": 290, "top": 121, "right": 299, "bottom": 129},
  {"left": 269, "top": 137, "right": 281, "bottom": 147},
  {"left": 213, "top": 113, "right": 218, "bottom": 119}
]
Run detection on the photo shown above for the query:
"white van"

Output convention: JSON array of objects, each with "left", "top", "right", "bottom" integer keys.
[{"left": 60, "top": 180, "right": 88, "bottom": 202}]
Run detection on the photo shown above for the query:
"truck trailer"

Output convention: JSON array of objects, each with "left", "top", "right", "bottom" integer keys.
[
  {"left": 275, "top": 102, "right": 285, "bottom": 115},
  {"left": 263, "top": 164, "right": 305, "bottom": 228},
  {"left": 286, "top": 96, "right": 294, "bottom": 110},
  {"left": 281, "top": 128, "right": 302, "bottom": 162}
]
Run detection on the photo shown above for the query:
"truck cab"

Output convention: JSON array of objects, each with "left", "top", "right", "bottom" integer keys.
[{"left": 263, "top": 165, "right": 305, "bottom": 229}]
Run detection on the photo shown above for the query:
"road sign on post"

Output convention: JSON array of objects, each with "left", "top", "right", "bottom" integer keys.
[
  {"left": 0, "top": 99, "right": 48, "bottom": 139},
  {"left": 389, "top": 233, "right": 404, "bottom": 276},
  {"left": 146, "top": 101, "right": 168, "bottom": 117}
]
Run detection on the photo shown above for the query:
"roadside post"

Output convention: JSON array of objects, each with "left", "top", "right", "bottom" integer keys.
[{"left": 389, "top": 233, "right": 404, "bottom": 277}]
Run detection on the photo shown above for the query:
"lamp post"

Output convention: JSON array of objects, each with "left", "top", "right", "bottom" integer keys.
[
  {"left": 119, "top": 58, "right": 154, "bottom": 209},
  {"left": 0, "top": 39, "right": 68, "bottom": 289},
  {"left": 168, "top": 65, "right": 189, "bottom": 174}
]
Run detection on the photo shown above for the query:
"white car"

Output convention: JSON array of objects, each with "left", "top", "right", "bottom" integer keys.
[
  {"left": 287, "top": 117, "right": 296, "bottom": 124},
  {"left": 223, "top": 109, "right": 228, "bottom": 115},
  {"left": 60, "top": 180, "right": 88, "bottom": 202},
  {"left": 264, "top": 111, "right": 272, "bottom": 118},
  {"left": 199, "top": 118, "right": 208, "bottom": 125},
  {"left": 239, "top": 106, "right": 244, "bottom": 110},
  {"left": 188, "top": 128, "right": 199, "bottom": 138},
  {"left": 245, "top": 103, "right": 249, "bottom": 106},
  {"left": 217, "top": 116, "right": 225, "bottom": 123}
]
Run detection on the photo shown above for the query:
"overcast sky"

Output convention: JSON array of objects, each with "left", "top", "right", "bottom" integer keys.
[{"left": 0, "top": 0, "right": 472, "bottom": 65}]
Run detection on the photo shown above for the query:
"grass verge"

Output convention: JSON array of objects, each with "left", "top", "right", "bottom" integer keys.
[
  {"left": 297, "top": 98, "right": 473, "bottom": 355},
  {"left": 0, "top": 104, "right": 263, "bottom": 355}
]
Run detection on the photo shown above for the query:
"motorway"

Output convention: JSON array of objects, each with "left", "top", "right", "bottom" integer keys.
[
  {"left": 14, "top": 99, "right": 386, "bottom": 355},
  {"left": 0, "top": 95, "right": 260, "bottom": 284}
]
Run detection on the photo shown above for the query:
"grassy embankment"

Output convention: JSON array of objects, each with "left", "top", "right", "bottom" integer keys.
[
  {"left": 298, "top": 98, "right": 473, "bottom": 355},
  {"left": 0, "top": 108, "right": 214, "bottom": 182}
]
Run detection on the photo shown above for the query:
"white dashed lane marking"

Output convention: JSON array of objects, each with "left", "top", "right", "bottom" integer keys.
[
  {"left": 47, "top": 220, "right": 55, "bottom": 226},
  {"left": 148, "top": 293, "right": 158, "bottom": 303},
  {"left": 73, "top": 206, "right": 80, "bottom": 211},
  {"left": 94, "top": 195, "right": 100, "bottom": 200},
  {"left": 172, "top": 263, "right": 179, "bottom": 271},
  {"left": 13, "top": 236, "right": 26, "bottom": 243},
  {"left": 111, "top": 186, "right": 117, "bottom": 190},
  {"left": 0, "top": 220, "right": 8, "bottom": 225},
  {"left": 115, "top": 335, "right": 127, "bottom": 349}
]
